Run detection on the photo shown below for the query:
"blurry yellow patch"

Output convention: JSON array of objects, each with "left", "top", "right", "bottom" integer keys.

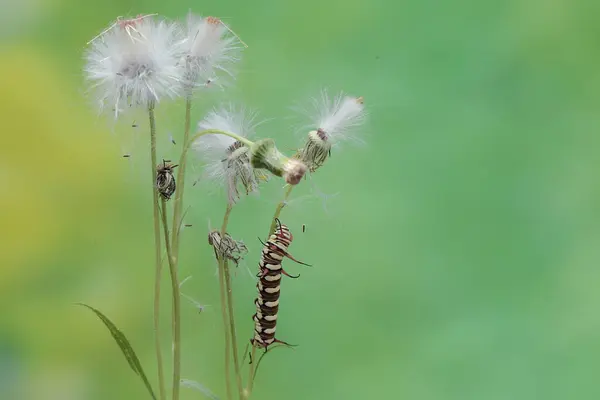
[{"left": 0, "top": 46, "right": 121, "bottom": 287}]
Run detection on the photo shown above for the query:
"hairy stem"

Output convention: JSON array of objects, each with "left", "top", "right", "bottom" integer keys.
[
  {"left": 218, "top": 256, "right": 233, "bottom": 400},
  {"left": 220, "top": 204, "right": 243, "bottom": 399},
  {"left": 170, "top": 99, "right": 192, "bottom": 266},
  {"left": 149, "top": 107, "right": 166, "bottom": 400},
  {"left": 160, "top": 199, "right": 181, "bottom": 400}
]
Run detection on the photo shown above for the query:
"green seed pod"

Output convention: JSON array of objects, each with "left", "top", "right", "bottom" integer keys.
[{"left": 251, "top": 138, "right": 307, "bottom": 185}]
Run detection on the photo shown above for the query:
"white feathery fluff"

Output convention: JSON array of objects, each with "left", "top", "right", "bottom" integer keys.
[
  {"left": 193, "top": 105, "right": 265, "bottom": 204},
  {"left": 181, "top": 13, "right": 242, "bottom": 91},
  {"left": 84, "top": 16, "right": 187, "bottom": 118},
  {"left": 312, "top": 90, "right": 366, "bottom": 144}
]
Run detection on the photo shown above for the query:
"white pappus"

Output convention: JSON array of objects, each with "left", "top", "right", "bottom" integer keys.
[
  {"left": 84, "top": 15, "right": 187, "bottom": 118},
  {"left": 297, "top": 90, "right": 366, "bottom": 171},
  {"left": 180, "top": 13, "right": 243, "bottom": 92},
  {"left": 193, "top": 105, "right": 268, "bottom": 204}
]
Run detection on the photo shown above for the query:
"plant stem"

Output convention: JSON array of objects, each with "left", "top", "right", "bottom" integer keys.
[
  {"left": 244, "top": 347, "right": 257, "bottom": 399},
  {"left": 267, "top": 185, "right": 294, "bottom": 237},
  {"left": 184, "top": 129, "right": 254, "bottom": 159},
  {"left": 220, "top": 204, "right": 243, "bottom": 399},
  {"left": 159, "top": 199, "right": 181, "bottom": 400},
  {"left": 149, "top": 107, "right": 166, "bottom": 400},
  {"left": 170, "top": 99, "right": 192, "bottom": 266},
  {"left": 218, "top": 256, "right": 233, "bottom": 400}
]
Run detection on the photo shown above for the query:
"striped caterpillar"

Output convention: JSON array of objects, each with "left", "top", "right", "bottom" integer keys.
[{"left": 251, "top": 219, "right": 309, "bottom": 350}]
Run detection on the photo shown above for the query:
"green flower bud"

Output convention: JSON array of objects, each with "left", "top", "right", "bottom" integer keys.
[{"left": 251, "top": 138, "right": 307, "bottom": 185}]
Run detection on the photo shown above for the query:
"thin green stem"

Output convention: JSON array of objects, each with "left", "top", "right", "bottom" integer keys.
[
  {"left": 170, "top": 99, "right": 193, "bottom": 265},
  {"left": 244, "top": 347, "right": 257, "bottom": 399},
  {"left": 185, "top": 129, "right": 254, "bottom": 159},
  {"left": 218, "top": 255, "right": 233, "bottom": 400},
  {"left": 159, "top": 199, "right": 181, "bottom": 400},
  {"left": 220, "top": 204, "right": 243, "bottom": 399},
  {"left": 149, "top": 107, "right": 166, "bottom": 400},
  {"left": 267, "top": 185, "right": 294, "bottom": 237}
]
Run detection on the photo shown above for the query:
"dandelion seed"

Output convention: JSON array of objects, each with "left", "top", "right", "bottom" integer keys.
[
  {"left": 122, "top": 153, "right": 131, "bottom": 158},
  {"left": 180, "top": 379, "right": 219, "bottom": 400},
  {"left": 179, "top": 275, "right": 193, "bottom": 288},
  {"left": 169, "top": 133, "right": 177, "bottom": 145},
  {"left": 297, "top": 91, "right": 366, "bottom": 171},
  {"left": 181, "top": 293, "right": 210, "bottom": 313},
  {"left": 84, "top": 15, "right": 186, "bottom": 118},
  {"left": 131, "top": 120, "right": 138, "bottom": 128},
  {"left": 180, "top": 13, "right": 243, "bottom": 93},
  {"left": 193, "top": 105, "right": 267, "bottom": 204}
]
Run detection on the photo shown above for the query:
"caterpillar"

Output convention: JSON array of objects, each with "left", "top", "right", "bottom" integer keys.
[
  {"left": 156, "top": 160, "right": 178, "bottom": 200},
  {"left": 251, "top": 219, "right": 310, "bottom": 350}
]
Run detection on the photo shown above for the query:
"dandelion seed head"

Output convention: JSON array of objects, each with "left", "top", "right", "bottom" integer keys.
[
  {"left": 84, "top": 16, "right": 186, "bottom": 118},
  {"left": 315, "top": 92, "right": 365, "bottom": 144},
  {"left": 193, "top": 105, "right": 265, "bottom": 204},
  {"left": 297, "top": 91, "right": 366, "bottom": 170},
  {"left": 181, "top": 13, "right": 243, "bottom": 92}
]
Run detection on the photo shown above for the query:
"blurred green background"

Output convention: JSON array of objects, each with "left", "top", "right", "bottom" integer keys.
[{"left": 2, "top": 0, "right": 600, "bottom": 399}]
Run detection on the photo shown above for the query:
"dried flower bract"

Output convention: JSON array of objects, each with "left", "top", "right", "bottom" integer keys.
[{"left": 208, "top": 230, "right": 248, "bottom": 265}]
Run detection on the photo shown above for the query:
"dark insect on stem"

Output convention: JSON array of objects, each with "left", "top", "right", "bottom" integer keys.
[{"left": 156, "top": 160, "right": 178, "bottom": 201}]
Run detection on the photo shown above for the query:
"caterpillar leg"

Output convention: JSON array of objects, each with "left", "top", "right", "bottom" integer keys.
[
  {"left": 281, "top": 269, "right": 300, "bottom": 279},
  {"left": 267, "top": 338, "right": 298, "bottom": 351}
]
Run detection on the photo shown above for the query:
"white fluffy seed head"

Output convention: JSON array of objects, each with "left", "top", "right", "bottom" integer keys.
[
  {"left": 311, "top": 90, "right": 366, "bottom": 144},
  {"left": 193, "top": 105, "right": 267, "bottom": 204},
  {"left": 84, "top": 16, "right": 187, "bottom": 118},
  {"left": 180, "top": 13, "right": 243, "bottom": 92}
]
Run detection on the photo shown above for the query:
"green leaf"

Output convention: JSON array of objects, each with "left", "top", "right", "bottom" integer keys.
[{"left": 77, "top": 303, "right": 157, "bottom": 400}]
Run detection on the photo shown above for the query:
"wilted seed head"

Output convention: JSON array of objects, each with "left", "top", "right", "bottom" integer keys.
[
  {"left": 298, "top": 93, "right": 365, "bottom": 171},
  {"left": 84, "top": 15, "right": 186, "bottom": 118},
  {"left": 251, "top": 139, "right": 307, "bottom": 185},
  {"left": 156, "top": 160, "right": 178, "bottom": 200},
  {"left": 181, "top": 13, "right": 243, "bottom": 93},
  {"left": 208, "top": 230, "right": 248, "bottom": 265},
  {"left": 194, "top": 105, "right": 266, "bottom": 204}
]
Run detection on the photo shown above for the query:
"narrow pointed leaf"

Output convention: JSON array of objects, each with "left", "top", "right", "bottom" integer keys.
[{"left": 77, "top": 303, "right": 157, "bottom": 400}]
